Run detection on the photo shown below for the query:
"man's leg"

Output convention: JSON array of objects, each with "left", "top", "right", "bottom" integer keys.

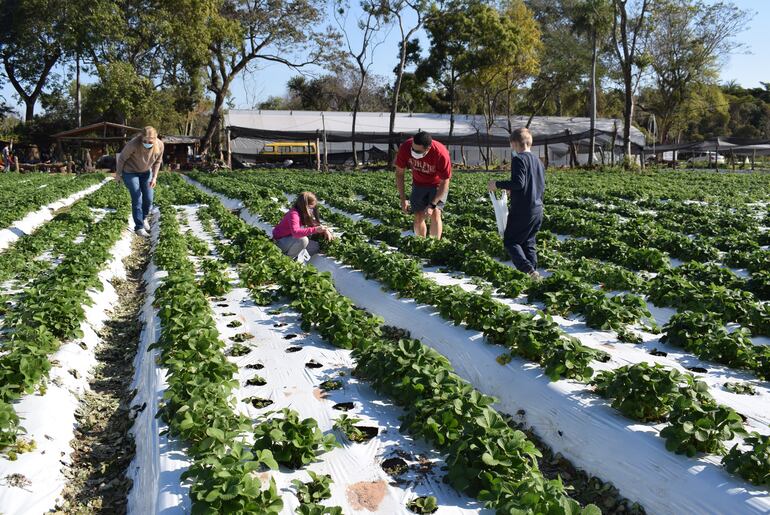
[
  {"left": 122, "top": 173, "right": 143, "bottom": 231},
  {"left": 413, "top": 211, "right": 427, "bottom": 237},
  {"left": 429, "top": 208, "right": 443, "bottom": 239}
]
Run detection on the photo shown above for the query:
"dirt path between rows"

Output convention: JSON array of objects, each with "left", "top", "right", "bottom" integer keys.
[{"left": 52, "top": 234, "right": 150, "bottom": 514}]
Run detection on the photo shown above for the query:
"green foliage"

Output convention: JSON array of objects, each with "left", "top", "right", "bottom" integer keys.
[
  {"left": 292, "top": 471, "right": 333, "bottom": 505},
  {"left": 407, "top": 496, "right": 438, "bottom": 514},
  {"left": 661, "top": 393, "right": 746, "bottom": 456},
  {"left": 198, "top": 258, "right": 231, "bottom": 296},
  {"left": 252, "top": 409, "right": 338, "bottom": 469},
  {"left": 723, "top": 432, "right": 770, "bottom": 486},
  {"left": 333, "top": 414, "right": 368, "bottom": 442},
  {"left": 592, "top": 363, "right": 696, "bottom": 422}
]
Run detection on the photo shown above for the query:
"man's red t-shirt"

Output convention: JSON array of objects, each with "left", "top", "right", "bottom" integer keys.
[{"left": 395, "top": 138, "right": 452, "bottom": 187}]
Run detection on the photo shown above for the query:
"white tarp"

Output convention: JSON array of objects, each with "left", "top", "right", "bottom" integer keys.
[
  {"left": 185, "top": 177, "right": 770, "bottom": 515},
  {"left": 0, "top": 218, "right": 133, "bottom": 514}
]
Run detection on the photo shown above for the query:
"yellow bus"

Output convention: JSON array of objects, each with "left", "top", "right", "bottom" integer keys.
[{"left": 257, "top": 141, "right": 317, "bottom": 164}]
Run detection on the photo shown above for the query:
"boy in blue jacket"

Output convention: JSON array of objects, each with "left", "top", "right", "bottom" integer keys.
[{"left": 488, "top": 128, "right": 545, "bottom": 279}]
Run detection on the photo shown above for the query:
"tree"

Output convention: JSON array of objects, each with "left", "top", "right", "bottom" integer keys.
[
  {"left": 0, "top": 0, "right": 70, "bottom": 121},
  {"left": 573, "top": 0, "right": 613, "bottom": 165},
  {"left": 644, "top": 0, "right": 749, "bottom": 143},
  {"left": 334, "top": 0, "right": 389, "bottom": 166},
  {"left": 610, "top": 0, "right": 653, "bottom": 159},
  {"left": 378, "top": 0, "right": 426, "bottom": 161},
  {"left": 201, "top": 0, "right": 339, "bottom": 155},
  {"left": 461, "top": 0, "right": 540, "bottom": 168},
  {"left": 419, "top": 0, "right": 472, "bottom": 137}
]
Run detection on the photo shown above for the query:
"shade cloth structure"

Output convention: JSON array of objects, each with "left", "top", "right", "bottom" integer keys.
[
  {"left": 225, "top": 110, "right": 644, "bottom": 149},
  {"left": 653, "top": 137, "right": 770, "bottom": 156}
]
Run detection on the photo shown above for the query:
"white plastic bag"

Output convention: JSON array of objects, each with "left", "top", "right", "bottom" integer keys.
[{"left": 489, "top": 190, "right": 508, "bottom": 237}]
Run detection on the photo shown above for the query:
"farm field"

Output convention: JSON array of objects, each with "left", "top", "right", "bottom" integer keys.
[{"left": 0, "top": 168, "right": 769, "bottom": 515}]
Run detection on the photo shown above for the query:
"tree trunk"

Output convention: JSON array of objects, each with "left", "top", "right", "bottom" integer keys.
[
  {"left": 622, "top": 68, "right": 634, "bottom": 160},
  {"left": 352, "top": 72, "right": 366, "bottom": 167},
  {"left": 201, "top": 85, "right": 228, "bottom": 156},
  {"left": 388, "top": 40, "right": 409, "bottom": 163},
  {"left": 448, "top": 71, "right": 456, "bottom": 137},
  {"left": 588, "top": 29, "right": 597, "bottom": 166},
  {"left": 76, "top": 52, "right": 82, "bottom": 127}
]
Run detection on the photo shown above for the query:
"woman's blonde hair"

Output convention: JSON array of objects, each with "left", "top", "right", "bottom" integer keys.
[{"left": 293, "top": 192, "right": 320, "bottom": 228}]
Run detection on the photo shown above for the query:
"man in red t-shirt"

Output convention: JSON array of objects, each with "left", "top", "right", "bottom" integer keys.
[{"left": 395, "top": 131, "right": 452, "bottom": 239}]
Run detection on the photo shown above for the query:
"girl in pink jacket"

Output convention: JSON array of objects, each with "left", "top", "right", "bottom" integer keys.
[{"left": 273, "top": 192, "right": 333, "bottom": 260}]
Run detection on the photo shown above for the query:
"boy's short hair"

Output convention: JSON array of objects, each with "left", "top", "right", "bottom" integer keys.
[
  {"left": 510, "top": 128, "right": 533, "bottom": 147},
  {"left": 413, "top": 131, "right": 433, "bottom": 148}
]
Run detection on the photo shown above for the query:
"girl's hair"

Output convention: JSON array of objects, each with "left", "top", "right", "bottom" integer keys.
[{"left": 293, "top": 191, "right": 320, "bottom": 227}]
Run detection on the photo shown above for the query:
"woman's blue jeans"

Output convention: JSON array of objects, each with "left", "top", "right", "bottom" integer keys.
[{"left": 123, "top": 171, "right": 153, "bottom": 230}]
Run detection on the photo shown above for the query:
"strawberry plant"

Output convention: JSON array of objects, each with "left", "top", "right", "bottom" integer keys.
[
  {"left": 723, "top": 432, "right": 770, "bottom": 486},
  {"left": 333, "top": 414, "right": 368, "bottom": 442},
  {"left": 198, "top": 258, "right": 231, "bottom": 296},
  {"left": 407, "top": 496, "right": 438, "bottom": 514},
  {"left": 252, "top": 408, "right": 338, "bottom": 468},
  {"left": 292, "top": 471, "right": 333, "bottom": 505},
  {"left": 592, "top": 363, "right": 693, "bottom": 422},
  {"left": 661, "top": 393, "right": 746, "bottom": 456},
  {"left": 723, "top": 382, "right": 757, "bottom": 395}
]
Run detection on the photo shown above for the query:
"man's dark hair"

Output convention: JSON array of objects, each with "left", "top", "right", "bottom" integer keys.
[{"left": 413, "top": 131, "right": 432, "bottom": 147}]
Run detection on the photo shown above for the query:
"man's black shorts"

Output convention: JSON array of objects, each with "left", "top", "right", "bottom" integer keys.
[{"left": 410, "top": 184, "right": 448, "bottom": 213}]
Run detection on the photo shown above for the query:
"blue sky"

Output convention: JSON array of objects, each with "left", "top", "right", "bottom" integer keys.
[{"left": 1, "top": 0, "right": 768, "bottom": 118}]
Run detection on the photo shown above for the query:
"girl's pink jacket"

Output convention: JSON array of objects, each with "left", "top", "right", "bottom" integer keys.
[{"left": 272, "top": 208, "right": 319, "bottom": 240}]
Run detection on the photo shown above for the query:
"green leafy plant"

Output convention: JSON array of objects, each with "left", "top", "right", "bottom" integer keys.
[
  {"left": 407, "top": 496, "right": 438, "bottom": 514},
  {"left": 723, "top": 382, "right": 757, "bottom": 395},
  {"left": 723, "top": 432, "right": 770, "bottom": 486},
  {"left": 661, "top": 392, "right": 746, "bottom": 456},
  {"left": 333, "top": 414, "right": 368, "bottom": 442},
  {"left": 292, "top": 471, "right": 333, "bottom": 504},
  {"left": 252, "top": 408, "right": 338, "bottom": 468}
]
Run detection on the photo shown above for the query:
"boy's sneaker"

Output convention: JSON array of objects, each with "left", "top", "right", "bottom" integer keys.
[
  {"left": 296, "top": 249, "right": 311, "bottom": 264},
  {"left": 135, "top": 228, "right": 150, "bottom": 238},
  {"left": 528, "top": 270, "right": 542, "bottom": 281},
  {"left": 143, "top": 218, "right": 151, "bottom": 231}
]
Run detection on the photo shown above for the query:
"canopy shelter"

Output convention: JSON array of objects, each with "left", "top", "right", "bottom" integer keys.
[
  {"left": 52, "top": 122, "right": 142, "bottom": 170},
  {"left": 224, "top": 110, "right": 645, "bottom": 168}
]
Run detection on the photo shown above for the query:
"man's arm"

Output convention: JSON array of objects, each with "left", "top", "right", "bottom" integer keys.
[{"left": 395, "top": 166, "right": 409, "bottom": 212}]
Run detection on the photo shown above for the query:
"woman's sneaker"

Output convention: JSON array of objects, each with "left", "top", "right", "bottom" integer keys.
[{"left": 135, "top": 228, "right": 150, "bottom": 238}]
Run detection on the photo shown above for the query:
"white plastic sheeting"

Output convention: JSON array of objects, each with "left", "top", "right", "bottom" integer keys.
[
  {"left": 184, "top": 177, "right": 770, "bottom": 515},
  {"left": 179, "top": 203, "right": 489, "bottom": 514},
  {"left": 0, "top": 179, "right": 108, "bottom": 253},
  {"left": 0, "top": 218, "right": 133, "bottom": 514},
  {"left": 126, "top": 210, "right": 193, "bottom": 515}
]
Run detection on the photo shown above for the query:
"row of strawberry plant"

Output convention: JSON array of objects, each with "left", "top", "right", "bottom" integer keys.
[
  {"left": 188, "top": 172, "right": 770, "bottom": 486},
  {"left": 149, "top": 183, "right": 288, "bottom": 513},
  {"left": 0, "top": 181, "right": 130, "bottom": 454},
  {"left": 0, "top": 172, "right": 105, "bottom": 229},
  {"left": 0, "top": 188, "right": 112, "bottom": 284},
  {"left": 179, "top": 175, "right": 598, "bottom": 514}
]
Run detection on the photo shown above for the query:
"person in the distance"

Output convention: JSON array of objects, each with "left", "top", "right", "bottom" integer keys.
[
  {"left": 395, "top": 131, "right": 452, "bottom": 239},
  {"left": 115, "top": 126, "right": 164, "bottom": 237},
  {"left": 273, "top": 191, "right": 334, "bottom": 261}
]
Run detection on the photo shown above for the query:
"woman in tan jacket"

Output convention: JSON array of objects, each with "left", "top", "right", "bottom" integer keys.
[{"left": 115, "top": 126, "right": 164, "bottom": 237}]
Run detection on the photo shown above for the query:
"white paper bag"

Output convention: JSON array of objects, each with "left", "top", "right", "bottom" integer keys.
[{"left": 489, "top": 190, "right": 508, "bottom": 237}]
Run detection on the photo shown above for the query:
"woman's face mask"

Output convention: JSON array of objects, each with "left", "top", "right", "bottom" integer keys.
[{"left": 142, "top": 138, "right": 155, "bottom": 149}]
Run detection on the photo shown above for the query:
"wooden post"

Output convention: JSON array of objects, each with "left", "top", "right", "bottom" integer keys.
[
  {"left": 752, "top": 149, "right": 756, "bottom": 171},
  {"left": 715, "top": 140, "right": 720, "bottom": 172},
  {"left": 14, "top": 156, "right": 19, "bottom": 173},
  {"left": 611, "top": 122, "right": 618, "bottom": 167},
  {"left": 321, "top": 113, "right": 328, "bottom": 172},
  {"left": 731, "top": 149, "right": 736, "bottom": 172},
  {"left": 544, "top": 140, "right": 549, "bottom": 169},
  {"left": 225, "top": 127, "right": 232, "bottom": 169},
  {"left": 315, "top": 136, "right": 321, "bottom": 171}
]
